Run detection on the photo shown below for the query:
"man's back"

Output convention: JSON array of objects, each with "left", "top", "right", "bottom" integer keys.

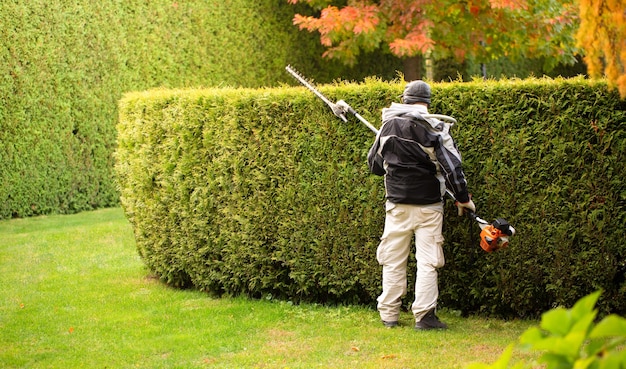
[
  {"left": 368, "top": 103, "right": 470, "bottom": 205},
  {"left": 373, "top": 114, "right": 445, "bottom": 205}
]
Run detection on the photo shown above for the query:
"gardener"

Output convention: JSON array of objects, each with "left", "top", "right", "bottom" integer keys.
[{"left": 367, "top": 80, "right": 475, "bottom": 330}]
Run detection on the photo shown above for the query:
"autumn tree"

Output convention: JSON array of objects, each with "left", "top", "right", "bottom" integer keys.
[
  {"left": 577, "top": 0, "right": 626, "bottom": 98},
  {"left": 288, "top": 0, "right": 579, "bottom": 80}
]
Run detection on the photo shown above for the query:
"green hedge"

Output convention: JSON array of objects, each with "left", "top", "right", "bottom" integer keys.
[
  {"left": 435, "top": 79, "right": 626, "bottom": 317},
  {"left": 116, "top": 77, "right": 626, "bottom": 318},
  {"left": 0, "top": 0, "right": 401, "bottom": 219}
]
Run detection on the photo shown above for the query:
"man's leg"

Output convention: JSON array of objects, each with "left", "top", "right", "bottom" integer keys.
[
  {"left": 411, "top": 205, "right": 445, "bottom": 322},
  {"left": 377, "top": 202, "right": 413, "bottom": 323}
]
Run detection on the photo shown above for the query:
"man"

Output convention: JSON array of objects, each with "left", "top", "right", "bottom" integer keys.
[{"left": 367, "top": 80, "right": 475, "bottom": 330}]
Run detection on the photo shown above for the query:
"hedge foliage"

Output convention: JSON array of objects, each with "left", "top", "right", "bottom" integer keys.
[
  {"left": 116, "top": 77, "right": 626, "bottom": 317},
  {"left": 0, "top": 0, "right": 401, "bottom": 219},
  {"left": 435, "top": 78, "right": 626, "bottom": 317}
]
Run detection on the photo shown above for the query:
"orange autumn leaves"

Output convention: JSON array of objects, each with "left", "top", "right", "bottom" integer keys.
[
  {"left": 577, "top": 0, "right": 626, "bottom": 98},
  {"left": 291, "top": 0, "right": 626, "bottom": 99},
  {"left": 292, "top": 4, "right": 383, "bottom": 62},
  {"left": 288, "top": 0, "right": 578, "bottom": 69}
]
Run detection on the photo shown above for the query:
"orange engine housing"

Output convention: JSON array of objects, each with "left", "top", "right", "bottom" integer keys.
[{"left": 480, "top": 225, "right": 510, "bottom": 252}]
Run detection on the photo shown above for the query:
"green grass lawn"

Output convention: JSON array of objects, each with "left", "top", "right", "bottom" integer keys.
[{"left": 0, "top": 208, "right": 539, "bottom": 368}]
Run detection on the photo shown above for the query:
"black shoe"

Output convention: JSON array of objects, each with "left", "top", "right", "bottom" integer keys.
[
  {"left": 414, "top": 309, "right": 447, "bottom": 330},
  {"left": 382, "top": 320, "right": 398, "bottom": 328}
]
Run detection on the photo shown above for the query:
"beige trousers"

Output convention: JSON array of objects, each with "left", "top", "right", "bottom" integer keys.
[{"left": 376, "top": 201, "right": 445, "bottom": 322}]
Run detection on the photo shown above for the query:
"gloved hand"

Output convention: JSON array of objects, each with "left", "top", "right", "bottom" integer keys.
[
  {"left": 335, "top": 100, "right": 351, "bottom": 112},
  {"left": 331, "top": 100, "right": 350, "bottom": 122},
  {"left": 456, "top": 199, "right": 476, "bottom": 216}
]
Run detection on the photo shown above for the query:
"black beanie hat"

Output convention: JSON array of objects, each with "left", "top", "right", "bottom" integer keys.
[{"left": 402, "top": 80, "right": 431, "bottom": 105}]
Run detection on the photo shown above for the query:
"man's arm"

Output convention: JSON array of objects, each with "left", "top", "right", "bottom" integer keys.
[
  {"left": 367, "top": 133, "right": 385, "bottom": 176},
  {"left": 434, "top": 131, "right": 470, "bottom": 203}
]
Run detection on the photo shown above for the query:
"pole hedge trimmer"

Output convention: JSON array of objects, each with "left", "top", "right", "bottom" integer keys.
[{"left": 285, "top": 65, "right": 515, "bottom": 252}]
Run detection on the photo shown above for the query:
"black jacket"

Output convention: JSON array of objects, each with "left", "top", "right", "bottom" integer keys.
[{"left": 367, "top": 105, "right": 470, "bottom": 205}]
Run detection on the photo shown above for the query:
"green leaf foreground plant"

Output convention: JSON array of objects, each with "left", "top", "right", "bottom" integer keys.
[{"left": 468, "top": 290, "right": 626, "bottom": 369}]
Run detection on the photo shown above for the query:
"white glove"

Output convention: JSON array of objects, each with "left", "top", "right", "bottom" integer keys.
[
  {"left": 456, "top": 199, "right": 476, "bottom": 216},
  {"left": 332, "top": 100, "right": 350, "bottom": 121},
  {"left": 335, "top": 100, "right": 351, "bottom": 111}
]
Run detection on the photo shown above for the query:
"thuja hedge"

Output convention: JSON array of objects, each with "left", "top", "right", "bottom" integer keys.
[
  {"left": 115, "top": 77, "right": 626, "bottom": 317},
  {"left": 0, "top": 0, "right": 400, "bottom": 220}
]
